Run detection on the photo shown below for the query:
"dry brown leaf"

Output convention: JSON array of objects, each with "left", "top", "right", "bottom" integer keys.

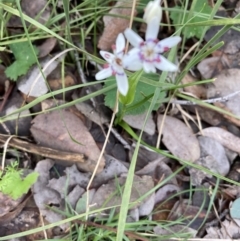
[
  {"left": 38, "top": 38, "right": 57, "bottom": 58},
  {"left": 30, "top": 109, "right": 105, "bottom": 173},
  {"left": 8, "top": 0, "right": 50, "bottom": 28},
  {"left": 184, "top": 105, "right": 223, "bottom": 126},
  {"left": 189, "top": 136, "right": 230, "bottom": 186},
  {"left": 98, "top": 0, "right": 138, "bottom": 50},
  {"left": 181, "top": 73, "right": 206, "bottom": 98},
  {"left": 201, "top": 127, "right": 240, "bottom": 154},
  {"left": 214, "top": 101, "right": 240, "bottom": 127},
  {"left": 91, "top": 175, "right": 154, "bottom": 214},
  {"left": 206, "top": 69, "right": 240, "bottom": 120},
  {"left": 197, "top": 55, "right": 230, "bottom": 79},
  {"left": 123, "top": 111, "right": 156, "bottom": 135},
  {"left": 157, "top": 115, "right": 200, "bottom": 163}
]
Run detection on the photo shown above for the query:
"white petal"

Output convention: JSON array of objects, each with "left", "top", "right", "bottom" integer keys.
[
  {"left": 155, "top": 36, "right": 181, "bottom": 53},
  {"left": 143, "top": 0, "right": 162, "bottom": 24},
  {"left": 122, "top": 48, "right": 143, "bottom": 71},
  {"left": 95, "top": 67, "right": 112, "bottom": 80},
  {"left": 143, "top": 62, "right": 156, "bottom": 73},
  {"left": 100, "top": 51, "right": 115, "bottom": 63},
  {"left": 146, "top": 17, "right": 159, "bottom": 40},
  {"left": 154, "top": 55, "right": 178, "bottom": 72},
  {"left": 115, "top": 33, "right": 125, "bottom": 54},
  {"left": 116, "top": 72, "right": 129, "bottom": 96},
  {"left": 124, "top": 28, "right": 144, "bottom": 47}
]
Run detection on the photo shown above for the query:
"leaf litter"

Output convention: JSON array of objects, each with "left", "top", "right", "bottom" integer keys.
[{"left": 2, "top": 0, "right": 240, "bottom": 240}]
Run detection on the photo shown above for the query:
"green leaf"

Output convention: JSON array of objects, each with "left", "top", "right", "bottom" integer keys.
[
  {"left": 5, "top": 41, "right": 39, "bottom": 81},
  {"left": 170, "top": 1, "right": 212, "bottom": 39},
  {"left": 0, "top": 162, "right": 38, "bottom": 200},
  {"left": 104, "top": 73, "right": 166, "bottom": 116}
]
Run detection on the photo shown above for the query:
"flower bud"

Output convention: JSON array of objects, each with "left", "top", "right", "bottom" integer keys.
[{"left": 143, "top": 0, "right": 162, "bottom": 24}]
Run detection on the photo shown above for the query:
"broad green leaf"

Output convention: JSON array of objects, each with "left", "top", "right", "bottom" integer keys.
[
  {"left": 170, "top": 1, "right": 212, "bottom": 39},
  {"left": 5, "top": 41, "right": 39, "bottom": 81}
]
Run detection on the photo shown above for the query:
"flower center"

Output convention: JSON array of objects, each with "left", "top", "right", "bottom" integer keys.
[
  {"left": 115, "top": 57, "right": 122, "bottom": 66},
  {"left": 140, "top": 41, "right": 157, "bottom": 62}
]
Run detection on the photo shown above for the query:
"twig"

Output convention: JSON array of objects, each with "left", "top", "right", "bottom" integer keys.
[
  {"left": 0, "top": 134, "right": 85, "bottom": 164},
  {"left": 171, "top": 91, "right": 240, "bottom": 105}
]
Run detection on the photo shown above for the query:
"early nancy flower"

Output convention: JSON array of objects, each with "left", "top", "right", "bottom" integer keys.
[
  {"left": 95, "top": 33, "right": 129, "bottom": 96},
  {"left": 124, "top": 17, "right": 181, "bottom": 73},
  {"left": 143, "top": 0, "right": 162, "bottom": 24}
]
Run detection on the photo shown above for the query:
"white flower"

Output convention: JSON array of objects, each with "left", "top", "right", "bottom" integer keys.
[
  {"left": 95, "top": 33, "right": 129, "bottom": 96},
  {"left": 124, "top": 17, "right": 181, "bottom": 73},
  {"left": 143, "top": 0, "right": 162, "bottom": 24}
]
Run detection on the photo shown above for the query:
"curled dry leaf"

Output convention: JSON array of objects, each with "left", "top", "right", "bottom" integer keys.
[
  {"left": 98, "top": 0, "right": 138, "bottom": 50},
  {"left": 157, "top": 115, "right": 200, "bottom": 163},
  {"left": 201, "top": 127, "right": 240, "bottom": 154},
  {"left": 31, "top": 109, "right": 105, "bottom": 173}
]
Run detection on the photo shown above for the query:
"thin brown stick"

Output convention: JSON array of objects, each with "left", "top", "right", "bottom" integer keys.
[{"left": 0, "top": 134, "right": 85, "bottom": 164}]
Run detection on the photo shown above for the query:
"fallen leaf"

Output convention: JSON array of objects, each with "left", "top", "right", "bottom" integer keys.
[
  {"left": 91, "top": 175, "right": 154, "bottom": 214},
  {"left": 206, "top": 69, "right": 240, "bottom": 120},
  {"left": 123, "top": 111, "right": 156, "bottom": 135},
  {"left": 30, "top": 109, "right": 105, "bottom": 173},
  {"left": 32, "top": 159, "right": 68, "bottom": 230},
  {"left": 154, "top": 184, "right": 180, "bottom": 205},
  {"left": 181, "top": 73, "right": 206, "bottom": 98},
  {"left": 91, "top": 155, "right": 128, "bottom": 188},
  {"left": 197, "top": 55, "right": 230, "bottom": 79},
  {"left": 48, "top": 165, "right": 90, "bottom": 198},
  {"left": 204, "top": 220, "right": 240, "bottom": 239},
  {"left": 38, "top": 38, "right": 57, "bottom": 58},
  {"left": 189, "top": 136, "right": 230, "bottom": 186},
  {"left": 98, "top": 0, "right": 138, "bottom": 50},
  {"left": 201, "top": 127, "right": 240, "bottom": 154},
  {"left": 168, "top": 202, "right": 214, "bottom": 230},
  {"left": 136, "top": 157, "right": 178, "bottom": 185},
  {"left": 184, "top": 105, "right": 223, "bottom": 126},
  {"left": 8, "top": 0, "right": 50, "bottom": 27},
  {"left": 47, "top": 66, "right": 77, "bottom": 100},
  {"left": 154, "top": 224, "right": 197, "bottom": 238},
  {"left": 157, "top": 115, "right": 200, "bottom": 163},
  {"left": 17, "top": 54, "right": 65, "bottom": 97}
]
